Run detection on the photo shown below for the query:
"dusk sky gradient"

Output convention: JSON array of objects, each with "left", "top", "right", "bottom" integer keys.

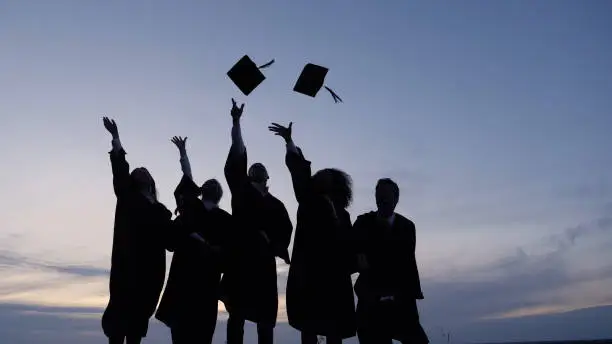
[{"left": 1, "top": 1, "right": 612, "bottom": 343}]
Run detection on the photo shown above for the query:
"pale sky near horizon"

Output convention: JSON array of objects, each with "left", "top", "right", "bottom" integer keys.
[{"left": 1, "top": 0, "right": 612, "bottom": 343}]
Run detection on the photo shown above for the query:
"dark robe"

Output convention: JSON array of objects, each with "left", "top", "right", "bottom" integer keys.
[
  {"left": 155, "top": 175, "right": 233, "bottom": 340},
  {"left": 284, "top": 148, "right": 357, "bottom": 339},
  {"left": 220, "top": 148, "right": 293, "bottom": 327},
  {"left": 102, "top": 149, "right": 172, "bottom": 338},
  {"left": 353, "top": 211, "right": 429, "bottom": 344}
]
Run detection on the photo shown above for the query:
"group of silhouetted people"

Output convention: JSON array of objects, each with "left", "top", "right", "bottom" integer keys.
[{"left": 100, "top": 99, "right": 430, "bottom": 344}]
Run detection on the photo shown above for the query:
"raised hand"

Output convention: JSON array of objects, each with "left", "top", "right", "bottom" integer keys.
[
  {"left": 231, "top": 98, "right": 245, "bottom": 121},
  {"left": 171, "top": 136, "right": 188, "bottom": 154},
  {"left": 102, "top": 117, "right": 119, "bottom": 138},
  {"left": 268, "top": 122, "right": 293, "bottom": 142}
]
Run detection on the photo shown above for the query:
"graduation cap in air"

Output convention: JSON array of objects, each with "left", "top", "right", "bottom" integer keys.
[
  {"left": 227, "top": 55, "right": 275, "bottom": 95},
  {"left": 293, "top": 63, "right": 342, "bottom": 103}
]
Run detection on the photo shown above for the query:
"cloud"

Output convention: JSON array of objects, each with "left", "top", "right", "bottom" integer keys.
[
  {"left": 0, "top": 247, "right": 109, "bottom": 308},
  {"left": 544, "top": 214, "right": 612, "bottom": 251},
  {"left": 0, "top": 244, "right": 292, "bottom": 320},
  {"left": 0, "top": 249, "right": 108, "bottom": 278},
  {"left": 418, "top": 213, "right": 612, "bottom": 337},
  {"left": 0, "top": 302, "right": 338, "bottom": 344},
  {"left": 0, "top": 195, "right": 609, "bottom": 343},
  {"left": 457, "top": 305, "right": 612, "bottom": 343}
]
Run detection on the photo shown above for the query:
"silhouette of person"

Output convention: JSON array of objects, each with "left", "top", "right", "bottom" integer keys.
[
  {"left": 220, "top": 100, "right": 293, "bottom": 344},
  {"left": 155, "top": 136, "right": 232, "bottom": 344},
  {"left": 100, "top": 117, "right": 173, "bottom": 344},
  {"left": 269, "top": 122, "right": 357, "bottom": 344},
  {"left": 353, "top": 178, "right": 429, "bottom": 344}
]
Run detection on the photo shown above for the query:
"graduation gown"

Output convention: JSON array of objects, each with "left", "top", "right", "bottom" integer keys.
[
  {"left": 155, "top": 175, "right": 233, "bottom": 332},
  {"left": 353, "top": 211, "right": 429, "bottom": 344},
  {"left": 102, "top": 149, "right": 172, "bottom": 338},
  {"left": 284, "top": 148, "right": 357, "bottom": 339},
  {"left": 220, "top": 148, "right": 293, "bottom": 327}
]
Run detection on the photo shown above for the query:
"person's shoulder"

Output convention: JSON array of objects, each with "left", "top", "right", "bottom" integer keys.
[
  {"left": 267, "top": 193, "right": 288, "bottom": 208},
  {"left": 155, "top": 202, "right": 173, "bottom": 218},
  {"left": 213, "top": 207, "right": 232, "bottom": 218},
  {"left": 338, "top": 208, "right": 352, "bottom": 222},
  {"left": 395, "top": 213, "right": 414, "bottom": 226},
  {"left": 356, "top": 210, "right": 377, "bottom": 222},
  {"left": 394, "top": 213, "right": 416, "bottom": 234},
  {"left": 355, "top": 211, "right": 376, "bottom": 224}
]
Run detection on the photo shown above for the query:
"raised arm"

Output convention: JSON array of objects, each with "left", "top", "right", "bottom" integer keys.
[
  {"left": 171, "top": 136, "right": 193, "bottom": 180},
  {"left": 269, "top": 122, "right": 312, "bottom": 204},
  {"left": 224, "top": 98, "right": 248, "bottom": 193},
  {"left": 230, "top": 101, "right": 246, "bottom": 156},
  {"left": 103, "top": 117, "right": 131, "bottom": 197}
]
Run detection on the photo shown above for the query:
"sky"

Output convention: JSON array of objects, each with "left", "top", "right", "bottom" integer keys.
[{"left": 1, "top": 0, "right": 612, "bottom": 343}]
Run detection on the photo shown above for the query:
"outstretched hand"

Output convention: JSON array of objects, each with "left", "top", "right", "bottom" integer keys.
[
  {"left": 268, "top": 122, "right": 293, "bottom": 142},
  {"left": 171, "top": 136, "right": 188, "bottom": 153},
  {"left": 231, "top": 98, "right": 245, "bottom": 121},
  {"left": 102, "top": 117, "right": 119, "bottom": 138}
]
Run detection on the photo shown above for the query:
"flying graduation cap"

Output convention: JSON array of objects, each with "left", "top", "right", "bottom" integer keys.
[
  {"left": 227, "top": 55, "right": 275, "bottom": 96},
  {"left": 293, "top": 63, "right": 342, "bottom": 103}
]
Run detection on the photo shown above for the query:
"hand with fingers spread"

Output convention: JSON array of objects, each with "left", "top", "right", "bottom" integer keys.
[
  {"left": 268, "top": 122, "right": 293, "bottom": 143},
  {"left": 102, "top": 116, "right": 119, "bottom": 138},
  {"left": 171, "top": 136, "right": 188, "bottom": 155},
  {"left": 231, "top": 98, "right": 245, "bottom": 121}
]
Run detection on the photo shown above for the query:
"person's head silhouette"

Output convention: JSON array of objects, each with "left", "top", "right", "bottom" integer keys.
[
  {"left": 200, "top": 178, "right": 223, "bottom": 204},
  {"left": 248, "top": 162, "right": 269, "bottom": 188},
  {"left": 375, "top": 178, "right": 399, "bottom": 218},
  {"left": 130, "top": 167, "right": 157, "bottom": 201},
  {"left": 312, "top": 168, "right": 353, "bottom": 210}
]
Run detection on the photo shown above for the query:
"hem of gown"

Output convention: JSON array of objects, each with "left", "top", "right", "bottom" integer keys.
[{"left": 288, "top": 320, "right": 356, "bottom": 339}]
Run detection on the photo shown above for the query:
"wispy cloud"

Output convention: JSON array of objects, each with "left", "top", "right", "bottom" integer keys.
[
  {"left": 0, "top": 249, "right": 108, "bottom": 277},
  {"left": 419, "top": 212, "right": 612, "bottom": 333}
]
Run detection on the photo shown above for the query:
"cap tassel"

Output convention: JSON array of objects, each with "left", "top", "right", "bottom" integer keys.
[
  {"left": 257, "top": 59, "right": 275, "bottom": 69},
  {"left": 324, "top": 86, "right": 343, "bottom": 103}
]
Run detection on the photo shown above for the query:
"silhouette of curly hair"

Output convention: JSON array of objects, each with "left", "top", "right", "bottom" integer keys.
[{"left": 313, "top": 168, "right": 353, "bottom": 209}]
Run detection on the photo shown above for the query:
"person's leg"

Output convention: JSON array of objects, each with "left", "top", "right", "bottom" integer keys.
[
  {"left": 256, "top": 323, "right": 274, "bottom": 344},
  {"left": 108, "top": 336, "right": 124, "bottom": 344},
  {"left": 170, "top": 327, "right": 185, "bottom": 344},
  {"left": 201, "top": 300, "right": 219, "bottom": 344},
  {"left": 357, "top": 302, "right": 395, "bottom": 344},
  {"left": 356, "top": 302, "right": 376, "bottom": 344},
  {"left": 325, "top": 335, "right": 343, "bottom": 344},
  {"left": 300, "top": 331, "right": 319, "bottom": 344},
  {"left": 380, "top": 337, "right": 393, "bottom": 344},
  {"left": 227, "top": 315, "right": 245, "bottom": 344},
  {"left": 125, "top": 336, "right": 142, "bottom": 344},
  {"left": 358, "top": 331, "right": 392, "bottom": 344}
]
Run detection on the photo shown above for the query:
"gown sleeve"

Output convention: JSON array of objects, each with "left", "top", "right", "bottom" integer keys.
[
  {"left": 224, "top": 145, "right": 249, "bottom": 205},
  {"left": 109, "top": 147, "right": 131, "bottom": 197},
  {"left": 406, "top": 223, "right": 424, "bottom": 299},
  {"left": 285, "top": 144, "right": 312, "bottom": 204},
  {"left": 271, "top": 201, "right": 293, "bottom": 263}
]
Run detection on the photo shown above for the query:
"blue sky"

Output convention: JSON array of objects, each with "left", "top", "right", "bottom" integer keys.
[{"left": 1, "top": 0, "right": 612, "bottom": 343}]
